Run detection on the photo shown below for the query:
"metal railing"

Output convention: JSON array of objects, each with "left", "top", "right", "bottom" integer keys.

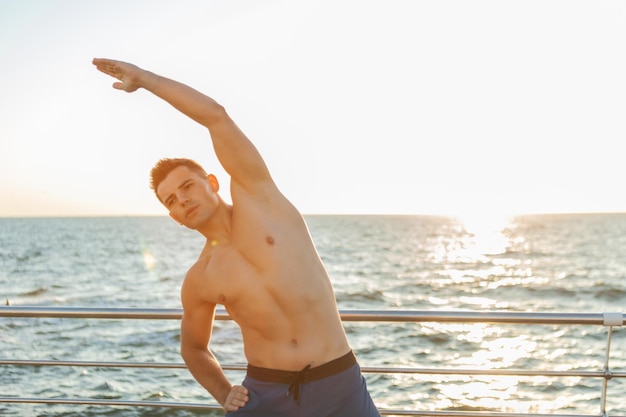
[{"left": 1, "top": 306, "right": 624, "bottom": 417}]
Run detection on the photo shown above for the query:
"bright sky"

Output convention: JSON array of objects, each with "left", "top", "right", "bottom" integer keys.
[{"left": 1, "top": 0, "right": 625, "bottom": 218}]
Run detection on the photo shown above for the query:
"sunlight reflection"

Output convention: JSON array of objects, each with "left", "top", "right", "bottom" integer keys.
[
  {"left": 438, "top": 377, "right": 519, "bottom": 409},
  {"left": 395, "top": 369, "right": 581, "bottom": 414},
  {"left": 430, "top": 212, "right": 514, "bottom": 265},
  {"left": 460, "top": 210, "right": 512, "bottom": 235},
  {"left": 472, "top": 335, "right": 537, "bottom": 368},
  {"left": 456, "top": 211, "right": 513, "bottom": 258},
  {"left": 431, "top": 375, "right": 578, "bottom": 413},
  {"left": 417, "top": 322, "right": 545, "bottom": 412}
]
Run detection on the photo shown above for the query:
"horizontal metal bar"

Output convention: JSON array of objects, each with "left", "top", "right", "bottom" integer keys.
[
  {"left": 0, "top": 397, "right": 218, "bottom": 410},
  {"left": 0, "top": 306, "right": 185, "bottom": 320},
  {"left": 1, "top": 306, "right": 623, "bottom": 325},
  {"left": 0, "top": 397, "right": 618, "bottom": 417},
  {"left": 3, "top": 359, "right": 625, "bottom": 379},
  {"left": 342, "top": 310, "right": 624, "bottom": 325},
  {"left": 0, "top": 359, "right": 231, "bottom": 370},
  {"left": 363, "top": 367, "right": 626, "bottom": 378},
  {"left": 380, "top": 412, "right": 613, "bottom": 417}
]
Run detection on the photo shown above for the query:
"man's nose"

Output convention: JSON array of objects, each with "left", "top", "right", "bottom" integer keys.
[{"left": 177, "top": 192, "right": 190, "bottom": 206}]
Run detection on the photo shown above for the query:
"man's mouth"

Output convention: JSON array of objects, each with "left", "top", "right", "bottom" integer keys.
[{"left": 185, "top": 205, "right": 198, "bottom": 217}]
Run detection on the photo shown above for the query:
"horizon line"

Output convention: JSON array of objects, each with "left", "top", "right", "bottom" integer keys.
[{"left": 1, "top": 210, "right": 625, "bottom": 219}]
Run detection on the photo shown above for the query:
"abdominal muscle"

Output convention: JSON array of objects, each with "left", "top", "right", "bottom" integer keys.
[
  {"left": 224, "top": 272, "right": 351, "bottom": 371},
  {"left": 240, "top": 311, "right": 350, "bottom": 371}
]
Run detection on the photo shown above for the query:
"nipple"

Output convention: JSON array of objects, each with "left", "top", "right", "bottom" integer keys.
[{"left": 266, "top": 236, "right": 275, "bottom": 245}]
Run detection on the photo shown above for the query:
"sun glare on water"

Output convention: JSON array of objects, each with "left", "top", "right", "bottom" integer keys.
[
  {"left": 423, "top": 211, "right": 564, "bottom": 412},
  {"left": 457, "top": 210, "right": 513, "bottom": 248},
  {"left": 434, "top": 210, "right": 515, "bottom": 267},
  {"left": 414, "top": 322, "right": 564, "bottom": 413}
]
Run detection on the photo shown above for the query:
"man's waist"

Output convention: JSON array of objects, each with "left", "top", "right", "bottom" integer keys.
[{"left": 246, "top": 350, "right": 357, "bottom": 384}]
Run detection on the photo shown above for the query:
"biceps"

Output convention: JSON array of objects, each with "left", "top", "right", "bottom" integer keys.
[
  {"left": 180, "top": 309, "right": 214, "bottom": 350},
  {"left": 210, "top": 118, "right": 272, "bottom": 186}
]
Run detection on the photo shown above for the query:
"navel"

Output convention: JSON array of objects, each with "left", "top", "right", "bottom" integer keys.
[
  {"left": 290, "top": 338, "right": 298, "bottom": 347},
  {"left": 266, "top": 236, "right": 275, "bottom": 245},
  {"left": 218, "top": 294, "right": 226, "bottom": 303}
]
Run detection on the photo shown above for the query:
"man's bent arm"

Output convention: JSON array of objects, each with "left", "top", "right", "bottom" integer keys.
[
  {"left": 180, "top": 310, "right": 249, "bottom": 411},
  {"left": 92, "top": 58, "right": 272, "bottom": 192}
]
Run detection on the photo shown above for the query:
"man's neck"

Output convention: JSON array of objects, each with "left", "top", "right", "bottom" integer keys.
[{"left": 197, "top": 202, "right": 233, "bottom": 244}]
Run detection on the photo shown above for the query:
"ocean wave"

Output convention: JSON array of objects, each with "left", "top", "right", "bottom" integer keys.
[
  {"left": 20, "top": 287, "right": 48, "bottom": 297},
  {"left": 594, "top": 287, "right": 626, "bottom": 301}
]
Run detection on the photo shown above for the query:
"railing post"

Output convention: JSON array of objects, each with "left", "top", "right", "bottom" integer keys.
[{"left": 600, "top": 313, "right": 623, "bottom": 417}]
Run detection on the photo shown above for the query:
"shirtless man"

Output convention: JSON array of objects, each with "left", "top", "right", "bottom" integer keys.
[{"left": 93, "top": 58, "right": 380, "bottom": 417}]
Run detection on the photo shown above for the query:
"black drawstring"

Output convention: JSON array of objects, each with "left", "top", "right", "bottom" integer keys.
[{"left": 287, "top": 364, "right": 311, "bottom": 401}]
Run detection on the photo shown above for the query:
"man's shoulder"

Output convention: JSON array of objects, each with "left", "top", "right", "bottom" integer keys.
[
  {"left": 181, "top": 255, "right": 210, "bottom": 296},
  {"left": 185, "top": 250, "right": 213, "bottom": 280},
  {"left": 180, "top": 249, "right": 240, "bottom": 303}
]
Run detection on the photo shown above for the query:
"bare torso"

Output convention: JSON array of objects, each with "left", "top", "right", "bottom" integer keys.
[{"left": 184, "top": 184, "right": 350, "bottom": 371}]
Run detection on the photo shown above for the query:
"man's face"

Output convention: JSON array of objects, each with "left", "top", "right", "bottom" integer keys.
[{"left": 156, "top": 166, "right": 219, "bottom": 229}]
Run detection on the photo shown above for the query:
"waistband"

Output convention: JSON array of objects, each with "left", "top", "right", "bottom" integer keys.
[{"left": 246, "top": 350, "right": 357, "bottom": 401}]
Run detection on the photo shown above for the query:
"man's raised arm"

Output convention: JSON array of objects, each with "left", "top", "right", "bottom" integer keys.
[{"left": 92, "top": 58, "right": 272, "bottom": 190}]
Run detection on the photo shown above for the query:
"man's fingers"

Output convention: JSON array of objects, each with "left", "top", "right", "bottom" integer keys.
[
  {"left": 234, "top": 385, "right": 249, "bottom": 395},
  {"left": 230, "top": 391, "right": 249, "bottom": 403},
  {"left": 92, "top": 59, "right": 121, "bottom": 78},
  {"left": 224, "top": 386, "right": 249, "bottom": 411},
  {"left": 226, "top": 398, "right": 247, "bottom": 411}
]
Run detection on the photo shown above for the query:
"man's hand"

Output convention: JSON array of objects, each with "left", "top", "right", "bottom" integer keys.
[
  {"left": 92, "top": 58, "right": 146, "bottom": 93},
  {"left": 223, "top": 384, "right": 249, "bottom": 412}
]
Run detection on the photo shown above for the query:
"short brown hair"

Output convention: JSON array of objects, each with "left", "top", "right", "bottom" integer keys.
[{"left": 150, "top": 158, "right": 208, "bottom": 199}]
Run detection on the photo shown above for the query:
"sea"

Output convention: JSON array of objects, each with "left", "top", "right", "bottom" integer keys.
[{"left": 1, "top": 213, "right": 625, "bottom": 416}]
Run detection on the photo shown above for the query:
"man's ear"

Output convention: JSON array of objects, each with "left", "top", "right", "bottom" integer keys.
[{"left": 207, "top": 174, "right": 219, "bottom": 192}]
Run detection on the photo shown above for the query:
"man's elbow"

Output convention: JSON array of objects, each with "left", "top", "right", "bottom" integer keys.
[
  {"left": 180, "top": 342, "right": 191, "bottom": 364},
  {"left": 181, "top": 340, "right": 198, "bottom": 363},
  {"left": 180, "top": 337, "right": 210, "bottom": 364},
  {"left": 199, "top": 102, "right": 229, "bottom": 127}
]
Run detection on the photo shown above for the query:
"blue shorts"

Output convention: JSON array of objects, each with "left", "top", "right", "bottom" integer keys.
[{"left": 226, "top": 351, "right": 380, "bottom": 417}]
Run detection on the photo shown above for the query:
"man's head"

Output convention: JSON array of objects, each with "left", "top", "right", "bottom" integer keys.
[
  {"left": 150, "top": 158, "right": 207, "bottom": 198},
  {"left": 150, "top": 158, "right": 221, "bottom": 229}
]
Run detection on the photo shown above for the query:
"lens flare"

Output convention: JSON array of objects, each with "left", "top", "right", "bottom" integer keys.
[{"left": 142, "top": 247, "right": 156, "bottom": 271}]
